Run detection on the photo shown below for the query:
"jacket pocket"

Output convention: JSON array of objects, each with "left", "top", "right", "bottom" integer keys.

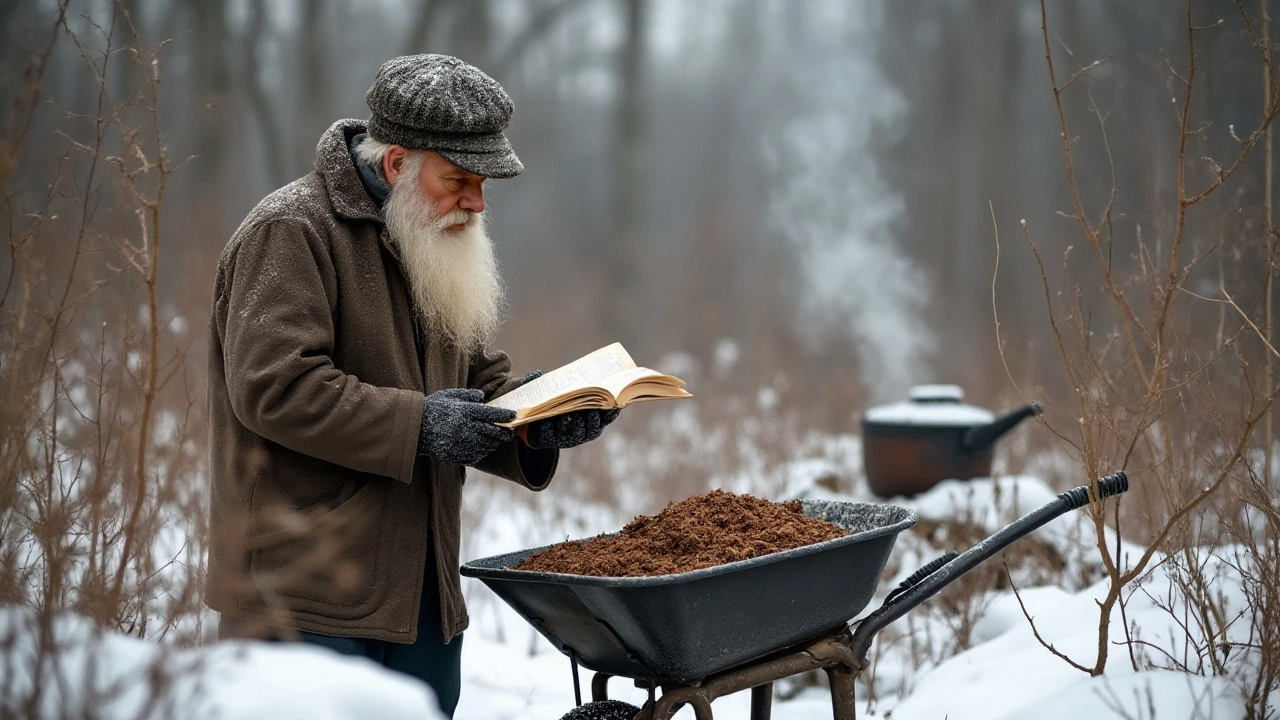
[{"left": 247, "top": 478, "right": 387, "bottom": 613}]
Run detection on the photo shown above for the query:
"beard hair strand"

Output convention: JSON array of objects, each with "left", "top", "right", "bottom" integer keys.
[{"left": 383, "top": 161, "right": 506, "bottom": 354}]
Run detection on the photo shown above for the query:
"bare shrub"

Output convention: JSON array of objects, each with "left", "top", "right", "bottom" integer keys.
[
  {"left": 992, "top": 2, "right": 1280, "bottom": 712},
  {"left": 0, "top": 2, "right": 207, "bottom": 716}
]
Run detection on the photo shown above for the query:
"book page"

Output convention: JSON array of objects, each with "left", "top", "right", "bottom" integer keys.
[
  {"left": 600, "top": 366, "right": 673, "bottom": 398},
  {"left": 487, "top": 343, "right": 637, "bottom": 413}
]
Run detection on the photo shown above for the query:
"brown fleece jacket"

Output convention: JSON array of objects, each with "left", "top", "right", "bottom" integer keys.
[{"left": 205, "top": 118, "right": 556, "bottom": 643}]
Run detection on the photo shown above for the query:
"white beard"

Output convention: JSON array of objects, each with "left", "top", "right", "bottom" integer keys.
[{"left": 383, "top": 163, "right": 505, "bottom": 354}]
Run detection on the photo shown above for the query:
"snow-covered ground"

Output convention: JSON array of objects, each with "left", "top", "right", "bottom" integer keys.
[
  {"left": 0, "top": 606, "right": 445, "bottom": 720},
  {"left": 2, "top": 469, "right": 1272, "bottom": 719}
]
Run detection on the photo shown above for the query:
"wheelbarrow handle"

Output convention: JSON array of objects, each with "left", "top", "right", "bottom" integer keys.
[{"left": 847, "top": 472, "right": 1129, "bottom": 663}]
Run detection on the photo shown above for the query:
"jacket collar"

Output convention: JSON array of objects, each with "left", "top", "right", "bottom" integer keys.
[
  {"left": 315, "top": 119, "right": 384, "bottom": 224},
  {"left": 349, "top": 133, "right": 391, "bottom": 208}
]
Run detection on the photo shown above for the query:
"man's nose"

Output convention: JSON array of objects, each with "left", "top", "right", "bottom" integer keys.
[{"left": 458, "top": 188, "right": 485, "bottom": 214}]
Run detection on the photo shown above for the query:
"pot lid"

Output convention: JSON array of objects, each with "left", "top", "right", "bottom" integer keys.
[{"left": 862, "top": 384, "right": 996, "bottom": 426}]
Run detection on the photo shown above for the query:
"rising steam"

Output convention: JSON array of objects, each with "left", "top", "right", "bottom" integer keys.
[{"left": 764, "top": 1, "right": 934, "bottom": 402}]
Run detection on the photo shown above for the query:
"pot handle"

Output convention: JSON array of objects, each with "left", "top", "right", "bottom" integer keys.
[{"left": 960, "top": 402, "right": 1043, "bottom": 454}]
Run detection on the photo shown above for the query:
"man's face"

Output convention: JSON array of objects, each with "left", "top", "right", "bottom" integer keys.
[
  {"left": 414, "top": 151, "right": 487, "bottom": 230},
  {"left": 381, "top": 147, "right": 503, "bottom": 354}
]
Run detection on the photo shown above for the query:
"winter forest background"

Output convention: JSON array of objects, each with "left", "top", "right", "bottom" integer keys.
[
  {"left": 16, "top": 0, "right": 1272, "bottom": 410},
  {"left": 3, "top": 0, "right": 1280, "bottom": 718}
]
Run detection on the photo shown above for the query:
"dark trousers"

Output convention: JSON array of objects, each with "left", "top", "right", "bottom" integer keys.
[
  {"left": 296, "top": 615, "right": 463, "bottom": 718},
  {"left": 221, "top": 554, "right": 463, "bottom": 718}
]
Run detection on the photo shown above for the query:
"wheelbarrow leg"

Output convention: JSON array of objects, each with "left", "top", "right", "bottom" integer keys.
[
  {"left": 688, "top": 698, "right": 714, "bottom": 720},
  {"left": 591, "top": 672, "right": 614, "bottom": 702},
  {"left": 825, "top": 666, "right": 857, "bottom": 720},
  {"left": 650, "top": 691, "right": 710, "bottom": 720},
  {"left": 750, "top": 682, "right": 772, "bottom": 720}
]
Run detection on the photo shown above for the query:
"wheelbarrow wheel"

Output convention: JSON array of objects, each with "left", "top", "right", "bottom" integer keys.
[{"left": 559, "top": 699, "right": 643, "bottom": 720}]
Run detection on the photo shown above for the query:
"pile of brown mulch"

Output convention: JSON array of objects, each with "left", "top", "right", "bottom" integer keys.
[{"left": 512, "top": 489, "right": 848, "bottom": 577}]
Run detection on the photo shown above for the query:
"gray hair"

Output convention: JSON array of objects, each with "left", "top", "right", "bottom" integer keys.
[{"left": 355, "top": 135, "right": 425, "bottom": 182}]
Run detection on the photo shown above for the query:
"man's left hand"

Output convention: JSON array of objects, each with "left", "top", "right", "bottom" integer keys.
[{"left": 524, "top": 408, "right": 620, "bottom": 450}]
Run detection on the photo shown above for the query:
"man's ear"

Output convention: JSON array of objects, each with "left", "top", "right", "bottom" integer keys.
[{"left": 382, "top": 145, "right": 407, "bottom": 186}]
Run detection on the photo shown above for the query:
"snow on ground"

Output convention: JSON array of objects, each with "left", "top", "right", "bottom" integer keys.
[
  {"left": 3, "top": 472, "right": 1272, "bottom": 719},
  {"left": 0, "top": 606, "right": 445, "bottom": 720},
  {"left": 880, "top": 572, "right": 1247, "bottom": 720}
]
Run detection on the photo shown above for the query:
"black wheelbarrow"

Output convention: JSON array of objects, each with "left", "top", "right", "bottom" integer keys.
[{"left": 461, "top": 473, "right": 1129, "bottom": 720}]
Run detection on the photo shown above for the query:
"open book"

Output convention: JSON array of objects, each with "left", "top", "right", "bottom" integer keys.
[{"left": 487, "top": 343, "right": 691, "bottom": 428}]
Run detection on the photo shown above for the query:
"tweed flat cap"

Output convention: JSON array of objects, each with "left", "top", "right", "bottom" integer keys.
[{"left": 366, "top": 54, "right": 523, "bottom": 179}]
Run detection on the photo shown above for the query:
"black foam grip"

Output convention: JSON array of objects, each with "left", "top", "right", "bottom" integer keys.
[
  {"left": 884, "top": 551, "right": 959, "bottom": 607},
  {"left": 1058, "top": 472, "right": 1129, "bottom": 509},
  {"left": 1094, "top": 472, "right": 1129, "bottom": 499}
]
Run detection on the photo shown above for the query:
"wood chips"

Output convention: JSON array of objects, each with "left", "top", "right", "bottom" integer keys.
[{"left": 513, "top": 489, "right": 848, "bottom": 577}]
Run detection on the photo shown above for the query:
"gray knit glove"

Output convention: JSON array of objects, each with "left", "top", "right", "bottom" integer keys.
[
  {"left": 417, "top": 388, "right": 517, "bottom": 466},
  {"left": 525, "top": 408, "right": 620, "bottom": 450}
]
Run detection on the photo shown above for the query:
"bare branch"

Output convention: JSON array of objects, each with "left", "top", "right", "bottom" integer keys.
[
  {"left": 1009, "top": 569, "right": 1094, "bottom": 673},
  {"left": 1062, "top": 55, "right": 1114, "bottom": 92},
  {"left": 1180, "top": 286, "right": 1280, "bottom": 359}
]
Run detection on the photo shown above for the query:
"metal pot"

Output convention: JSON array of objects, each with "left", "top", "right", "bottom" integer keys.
[{"left": 861, "top": 384, "right": 1042, "bottom": 498}]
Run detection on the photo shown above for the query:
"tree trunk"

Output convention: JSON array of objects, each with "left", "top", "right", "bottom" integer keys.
[{"left": 607, "top": 0, "right": 648, "bottom": 343}]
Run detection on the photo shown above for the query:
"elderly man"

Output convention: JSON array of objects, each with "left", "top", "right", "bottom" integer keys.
[{"left": 206, "top": 55, "right": 617, "bottom": 716}]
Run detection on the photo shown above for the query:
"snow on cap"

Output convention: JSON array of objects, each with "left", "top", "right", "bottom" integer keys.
[{"left": 365, "top": 54, "right": 524, "bottom": 179}]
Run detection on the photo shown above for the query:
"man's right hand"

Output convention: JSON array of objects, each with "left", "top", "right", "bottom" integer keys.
[{"left": 417, "top": 388, "right": 517, "bottom": 466}]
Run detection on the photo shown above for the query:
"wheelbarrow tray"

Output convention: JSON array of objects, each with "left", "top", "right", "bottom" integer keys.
[{"left": 460, "top": 499, "right": 917, "bottom": 683}]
